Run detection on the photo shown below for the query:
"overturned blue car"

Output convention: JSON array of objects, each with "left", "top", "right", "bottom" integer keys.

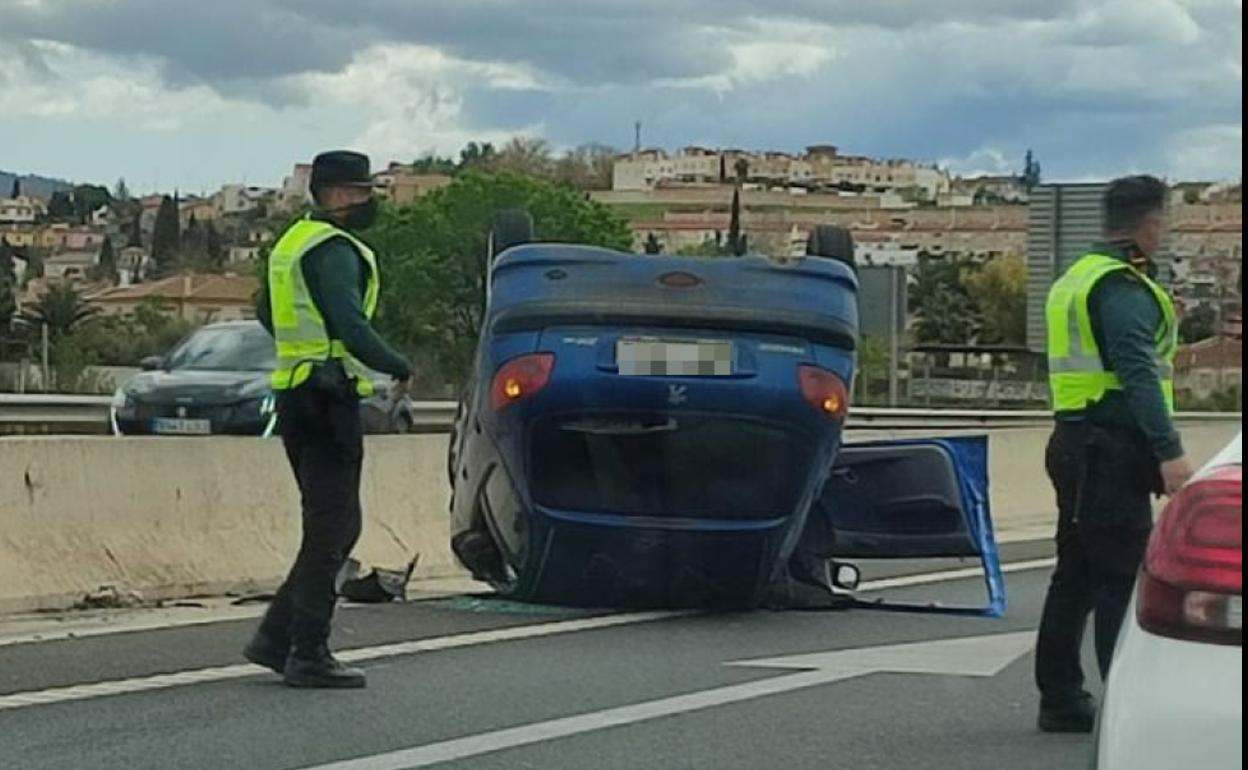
[{"left": 448, "top": 213, "right": 1002, "bottom": 612}]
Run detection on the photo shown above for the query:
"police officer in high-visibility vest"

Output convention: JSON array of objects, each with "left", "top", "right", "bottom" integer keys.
[
  {"left": 246, "top": 151, "right": 412, "bottom": 689},
  {"left": 1035, "top": 175, "right": 1195, "bottom": 732}
]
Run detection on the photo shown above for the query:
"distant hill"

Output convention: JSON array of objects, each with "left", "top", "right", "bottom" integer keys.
[{"left": 0, "top": 171, "right": 73, "bottom": 200}]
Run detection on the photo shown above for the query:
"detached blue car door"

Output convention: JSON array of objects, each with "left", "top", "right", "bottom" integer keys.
[{"left": 798, "top": 435, "right": 1006, "bottom": 616}]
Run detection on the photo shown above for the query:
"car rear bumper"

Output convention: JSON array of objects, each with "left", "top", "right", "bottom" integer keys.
[{"left": 1095, "top": 609, "right": 1242, "bottom": 770}]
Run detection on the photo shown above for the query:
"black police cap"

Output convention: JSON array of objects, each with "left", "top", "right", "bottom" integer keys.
[{"left": 310, "top": 150, "right": 374, "bottom": 191}]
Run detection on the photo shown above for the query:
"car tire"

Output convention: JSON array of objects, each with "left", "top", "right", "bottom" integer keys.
[
  {"left": 489, "top": 209, "right": 534, "bottom": 263},
  {"left": 805, "top": 225, "right": 856, "bottom": 270}
]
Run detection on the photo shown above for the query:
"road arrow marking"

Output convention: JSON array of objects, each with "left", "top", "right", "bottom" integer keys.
[{"left": 294, "top": 632, "right": 1036, "bottom": 770}]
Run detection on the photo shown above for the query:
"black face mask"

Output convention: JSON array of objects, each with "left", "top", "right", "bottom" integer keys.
[{"left": 327, "top": 197, "right": 378, "bottom": 231}]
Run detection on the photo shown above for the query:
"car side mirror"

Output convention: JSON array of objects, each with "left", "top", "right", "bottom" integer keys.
[{"left": 140, "top": 355, "right": 164, "bottom": 371}]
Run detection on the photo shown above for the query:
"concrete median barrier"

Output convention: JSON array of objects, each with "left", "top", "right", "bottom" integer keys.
[
  {"left": 0, "top": 419, "right": 1239, "bottom": 613},
  {"left": 0, "top": 435, "right": 456, "bottom": 614}
]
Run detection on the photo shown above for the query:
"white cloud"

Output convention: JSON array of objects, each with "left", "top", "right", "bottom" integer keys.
[
  {"left": 940, "top": 146, "right": 1018, "bottom": 177},
  {"left": 0, "top": 40, "right": 264, "bottom": 130},
  {"left": 287, "top": 43, "right": 543, "bottom": 162},
  {"left": 0, "top": 1, "right": 1240, "bottom": 187},
  {"left": 655, "top": 20, "right": 836, "bottom": 92},
  {"left": 1166, "top": 124, "right": 1244, "bottom": 180}
]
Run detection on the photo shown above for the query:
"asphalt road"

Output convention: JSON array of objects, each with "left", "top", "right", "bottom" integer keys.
[{"left": 0, "top": 544, "right": 1100, "bottom": 770}]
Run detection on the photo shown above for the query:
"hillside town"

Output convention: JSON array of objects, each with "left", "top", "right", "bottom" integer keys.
[{"left": 0, "top": 143, "right": 1241, "bottom": 402}]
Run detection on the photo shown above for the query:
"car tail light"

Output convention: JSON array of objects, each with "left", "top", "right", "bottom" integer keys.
[
  {"left": 491, "top": 354, "right": 555, "bottom": 411},
  {"left": 1137, "top": 465, "right": 1242, "bottom": 646},
  {"left": 798, "top": 365, "right": 849, "bottom": 421}
]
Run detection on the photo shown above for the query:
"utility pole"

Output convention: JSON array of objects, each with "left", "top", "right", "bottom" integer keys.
[
  {"left": 41, "top": 322, "right": 49, "bottom": 393},
  {"left": 888, "top": 267, "right": 901, "bottom": 406},
  {"left": 634, "top": 121, "right": 642, "bottom": 155}
]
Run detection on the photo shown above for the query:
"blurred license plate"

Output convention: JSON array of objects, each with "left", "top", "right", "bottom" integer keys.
[
  {"left": 617, "top": 338, "right": 733, "bottom": 376},
  {"left": 153, "top": 418, "right": 211, "bottom": 435}
]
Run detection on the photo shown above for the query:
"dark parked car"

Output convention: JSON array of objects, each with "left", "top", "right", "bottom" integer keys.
[{"left": 111, "top": 321, "right": 416, "bottom": 436}]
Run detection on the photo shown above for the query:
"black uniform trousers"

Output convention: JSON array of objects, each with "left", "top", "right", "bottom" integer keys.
[
  {"left": 1034, "top": 421, "right": 1156, "bottom": 704},
  {"left": 258, "top": 375, "right": 364, "bottom": 653}
]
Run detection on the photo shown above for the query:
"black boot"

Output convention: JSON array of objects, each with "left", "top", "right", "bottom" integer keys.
[
  {"left": 1038, "top": 691, "right": 1097, "bottom": 733},
  {"left": 243, "top": 632, "right": 289, "bottom": 675},
  {"left": 283, "top": 646, "right": 367, "bottom": 689}
]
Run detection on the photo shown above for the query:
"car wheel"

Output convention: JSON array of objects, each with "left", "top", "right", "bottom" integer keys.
[
  {"left": 489, "top": 209, "right": 534, "bottom": 264},
  {"left": 805, "top": 225, "right": 856, "bottom": 271}
]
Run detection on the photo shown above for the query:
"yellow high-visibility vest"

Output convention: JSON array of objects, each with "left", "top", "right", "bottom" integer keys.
[
  {"left": 1045, "top": 252, "right": 1177, "bottom": 414},
  {"left": 267, "top": 217, "right": 380, "bottom": 396}
]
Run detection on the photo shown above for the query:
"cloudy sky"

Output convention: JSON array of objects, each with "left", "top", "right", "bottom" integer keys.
[{"left": 0, "top": 0, "right": 1241, "bottom": 192}]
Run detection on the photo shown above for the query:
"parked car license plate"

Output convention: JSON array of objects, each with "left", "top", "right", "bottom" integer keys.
[
  {"left": 152, "top": 417, "right": 212, "bottom": 435},
  {"left": 617, "top": 338, "right": 733, "bottom": 376}
]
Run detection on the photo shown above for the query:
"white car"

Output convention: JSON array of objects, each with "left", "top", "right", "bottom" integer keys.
[{"left": 1094, "top": 432, "right": 1242, "bottom": 770}]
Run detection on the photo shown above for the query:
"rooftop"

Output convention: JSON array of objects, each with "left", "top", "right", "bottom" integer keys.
[{"left": 89, "top": 273, "right": 258, "bottom": 305}]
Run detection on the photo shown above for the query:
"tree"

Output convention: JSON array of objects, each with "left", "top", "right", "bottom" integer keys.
[
  {"left": 114, "top": 178, "right": 131, "bottom": 202},
  {"left": 494, "top": 137, "right": 553, "bottom": 177},
  {"left": 964, "top": 254, "right": 1027, "bottom": 344},
  {"left": 553, "top": 144, "right": 617, "bottom": 190},
  {"left": 459, "top": 142, "right": 498, "bottom": 169},
  {"left": 734, "top": 158, "right": 750, "bottom": 185},
  {"left": 855, "top": 336, "right": 891, "bottom": 404},
  {"left": 47, "top": 191, "right": 74, "bottom": 220},
  {"left": 182, "top": 214, "right": 205, "bottom": 264},
  {"left": 727, "top": 187, "right": 745, "bottom": 255},
  {"left": 676, "top": 237, "right": 733, "bottom": 257},
  {"left": 70, "top": 184, "right": 112, "bottom": 223},
  {"left": 91, "top": 238, "right": 119, "bottom": 284},
  {"left": 909, "top": 253, "right": 979, "bottom": 344},
  {"left": 366, "top": 170, "right": 632, "bottom": 383},
  {"left": 1179, "top": 303, "right": 1218, "bottom": 343},
  {"left": 1022, "top": 150, "right": 1041, "bottom": 190},
  {"left": 204, "top": 221, "right": 225, "bottom": 270},
  {"left": 150, "top": 195, "right": 181, "bottom": 276},
  {"left": 18, "top": 283, "right": 100, "bottom": 338},
  {"left": 411, "top": 154, "right": 457, "bottom": 175},
  {"left": 9, "top": 177, "right": 19, "bottom": 199},
  {"left": 127, "top": 214, "right": 143, "bottom": 248},
  {"left": 23, "top": 250, "right": 43, "bottom": 281},
  {"left": 0, "top": 240, "right": 16, "bottom": 336},
  {"left": 73, "top": 297, "right": 194, "bottom": 366}
]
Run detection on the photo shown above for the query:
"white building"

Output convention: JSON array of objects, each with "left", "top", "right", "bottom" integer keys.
[
  {"left": 611, "top": 146, "right": 951, "bottom": 201},
  {"left": 280, "top": 163, "right": 313, "bottom": 210},
  {"left": 228, "top": 245, "right": 264, "bottom": 263},
  {"left": 216, "top": 184, "right": 275, "bottom": 216},
  {"left": 43, "top": 251, "right": 98, "bottom": 280},
  {"left": 856, "top": 241, "right": 922, "bottom": 268},
  {"left": 0, "top": 196, "right": 47, "bottom": 224}
]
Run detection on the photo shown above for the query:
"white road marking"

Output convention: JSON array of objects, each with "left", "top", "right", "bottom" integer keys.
[
  {"left": 0, "top": 557, "right": 1057, "bottom": 713},
  {"left": 856, "top": 556, "right": 1055, "bottom": 592},
  {"left": 0, "top": 611, "right": 682, "bottom": 712},
  {"left": 292, "top": 632, "right": 1036, "bottom": 770}
]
